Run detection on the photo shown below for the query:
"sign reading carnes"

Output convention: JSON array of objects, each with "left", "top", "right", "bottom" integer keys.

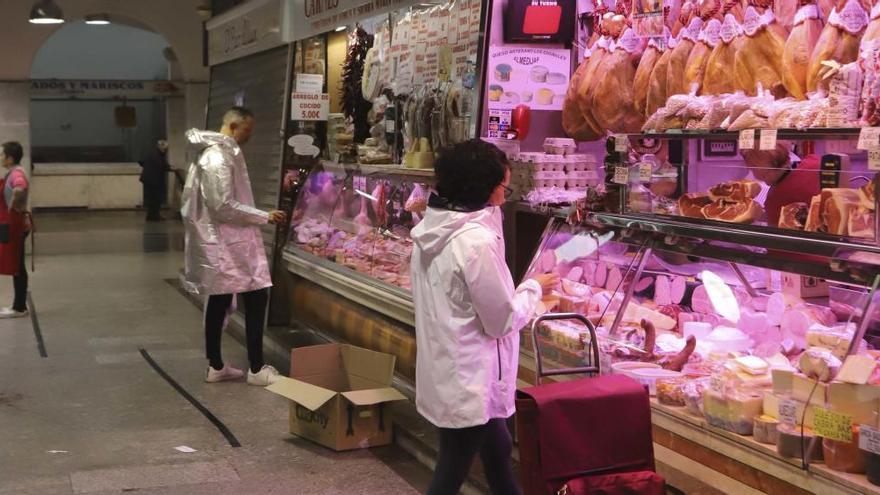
[
  {"left": 30, "top": 80, "right": 183, "bottom": 99},
  {"left": 207, "top": 0, "right": 284, "bottom": 66},
  {"left": 284, "top": 0, "right": 421, "bottom": 42}
]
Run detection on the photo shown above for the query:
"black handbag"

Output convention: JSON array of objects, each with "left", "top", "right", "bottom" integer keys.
[{"left": 0, "top": 223, "right": 9, "bottom": 244}]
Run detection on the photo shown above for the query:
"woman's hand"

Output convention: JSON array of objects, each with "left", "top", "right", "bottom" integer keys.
[{"left": 530, "top": 273, "right": 560, "bottom": 294}]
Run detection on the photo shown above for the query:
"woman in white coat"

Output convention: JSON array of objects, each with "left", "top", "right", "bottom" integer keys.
[{"left": 410, "top": 140, "right": 557, "bottom": 495}]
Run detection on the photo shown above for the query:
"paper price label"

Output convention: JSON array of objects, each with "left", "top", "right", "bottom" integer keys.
[
  {"left": 759, "top": 129, "right": 778, "bottom": 150},
  {"left": 739, "top": 129, "right": 755, "bottom": 150},
  {"left": 291, "top": 93, "right": 329, "bottom": 121},
  {"left": 813, "top": 408, "right": 853, "bottom": 443},
  {"left": 613, "top": 166, "right": 629, "bottom": 185},
  {"left": 353, "top": 176, "right": 367, "bottom": 192},
  {"left": 869, "top": 150, "right": 880, "bottom": 171},
  {"left": 859, "top": 425, "right": 880, "bottom": 454},
  {"left": 779, "top": 398, "right": 797, "bottom": 427},
  {"left": 709, "top": 374, "right": 725, "bottom": 394},
  {"left": 858, "top": 127, "right": 880, "bottom": 150},
  {"left": 638, "top": 163, "right": 653, "bottom": 183},
  {"left": 615, "top": 135, "right": 629, "bottom": 152}
]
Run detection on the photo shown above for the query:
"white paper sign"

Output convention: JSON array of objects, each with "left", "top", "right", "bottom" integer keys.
[
  {"left": 759, "top": 129, "right": 778, "bottom": 150},
  {"left": 615, "top": 135, "right": 629, "bottom": 152},
  {"left": 710, "top": 374, "right": 725, "bottom": 394},
  {"left": 860, "top": 425, "right": 880, "bottom": 454},
  {"left": 295, "top": 74, "right": 324, "bottom": 94},
  {"left": 353, "top": 175, "right": 367, "bottom": 191},
  {"left": 779, "top": 398, "right": 797, "bottom": 426},
  {"left": 858, "top": 127, "right": 880, "bottom": 150},
  {"left": 291, "top": 93, "right": 330, "bottom": 121},
  {"left": 739, "top": 129, "right": 755, "bottom": 150},
  {"left": 486, "top": 48, "right": 570, "bottom": 111},
  {"left": 870, "top": 150, "right": 880, "bottom": 171},
  {"left": 613, "top": 166, "right": 629, "bottom": 185},
  {"left": 638, "top": 162, "right": 652, "bottom": 182}
]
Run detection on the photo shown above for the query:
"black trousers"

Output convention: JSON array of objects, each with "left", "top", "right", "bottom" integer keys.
[
  {"left": 143, "top": 184, "right": 164, "bottom": 220},
  {"left": 427, "top": 417, "right": 521, "bottom": 495},
  {"left": 204, "top": 288, "right": 268, "bottom": 373},
  {"left": 12, "top": 234, "right": 27, "bottom": 312}
]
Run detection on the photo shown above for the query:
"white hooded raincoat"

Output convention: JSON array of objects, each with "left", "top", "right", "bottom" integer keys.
[
  {"left": 181, "top": 129, "right": 271, "bottom": 296},
  {"left": 410, "top": 205, "right": 541, "bottom": 429}
]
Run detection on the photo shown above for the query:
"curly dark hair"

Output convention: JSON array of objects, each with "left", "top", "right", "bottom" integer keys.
[
  {"left": 1, "top": 141, "right": 23, "bottom": 165},
  {"left": 434, "top": 139, "right": 509, "bottom": 208}
]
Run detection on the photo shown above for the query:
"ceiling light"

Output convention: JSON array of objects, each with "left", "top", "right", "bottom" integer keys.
[
  {"left": 85, "top": 14, "right": 111, "bottom": 25},
  {"left": 335, "top": 26, "right": 347, "bottom": 32},
  {"left": 29, "top": 0, "right": 65, "bottom": 24}
]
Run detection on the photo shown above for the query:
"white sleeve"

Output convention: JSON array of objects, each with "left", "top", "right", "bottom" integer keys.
[
  {"left": 200, "top": 150, "right": 269, "bottom": 226},
  {"left": 464, "top": 238, "right": 542, "bottom": 339}
]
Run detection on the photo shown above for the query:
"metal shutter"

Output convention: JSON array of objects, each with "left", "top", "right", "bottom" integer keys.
[{"left": 205, "top": 45, "right": 289, "bottom": 251}]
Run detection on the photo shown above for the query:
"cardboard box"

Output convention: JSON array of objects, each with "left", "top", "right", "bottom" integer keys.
[
  {"left": 781, "top": 272, "right": 829, "bottom": 299},
  {"left": 266, "top": 343, "right": 407, "bottom": 451}
]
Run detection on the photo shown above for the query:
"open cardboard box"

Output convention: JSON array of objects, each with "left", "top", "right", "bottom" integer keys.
[{"left": 266, "top": 343, "right": 407, "bottom": 451}]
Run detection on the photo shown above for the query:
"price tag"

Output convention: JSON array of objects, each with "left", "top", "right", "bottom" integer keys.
[
  {"left": 870, "top": 150, "right": 880, "bottom": 171},
  {"left": 638, "top": 162, "right": 653, "bottom": 183},
  {"left": 353, "top": 176, "right": 367, "bottom": 192},
  {"left": 709, "top": 374, "right": 725, "bottom": 394},
  {"left": 813, "top": 407, "right": 853, "bottom": 443},
  {"left": 858, "top": 127, "right": 880, "bottom": 150},
  {"left": 859, "top": 425, "right": 880, "bottom": 454},
  {"left": 385, "top": 119, "right": 396, "bottom": 133},
  {"left": 612, "top": 166, "right": 629, "bottom": 185},
  {"left": 615, "top": 135, "right": 629, "bottom": 152},
  {"left": 759, "top": 129, "right": 778, "bottom": 150},
  {"left": 291, "top": 92, "right": 330, "bottom": 121},
  {"left": 739, "top": 129, "right": 755, "bottom": 150},
  {"left": 779, "top": 398, "right": 798, "bottom": 427}
]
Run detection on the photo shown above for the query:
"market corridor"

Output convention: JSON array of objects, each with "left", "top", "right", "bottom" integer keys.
[{"left": 0, "top": 211, "right": 430, "bottom": 495}]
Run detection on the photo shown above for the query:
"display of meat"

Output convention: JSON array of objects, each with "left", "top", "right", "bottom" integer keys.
[
  {"left": 849, "top": 207, "right": 876, "bottom": 238},
  {"left": 864, "top": 1, "right": 880, "bottom": 46},
  {"left": 678, "top": 192, "right": 713, "bottom": 217},
  {"left": 684, "top": 1, "right": 724, "bottom": 95},
  {"left": 635, "top": 32, "right": 669, "bottom": 117},
  {"left": 782, "top": 1, "right": 824, "bottom": 99},
  {"left": 702, "top": 197, "right": 764, "bottom": 223},
  {"left": 563, "top": 56, "right": 602, "bottom": 141},
  {"left": 573, "top": 34, "right": 615, "bottom": 141},
  {"left": 775, "top": 0, "right": 800, "bottom": 32},
  {"left": 666, "top": 16, "right": 706, "bottom": 97},
  {"left": 708, "top": 179, "right": 761, "bottom": 200},
  {"left": 590, "top": 27, "right": 648, "bottom": 133},
  {"left": 806, "top": 0, "right": 869, "bottom": 94},
  {"left": 733, "top": 1, "right": 789, "bottom": 97},
  {"left": 703, "top": 0, "right": 747, "bottom": 95},
  {"left": 779, "top": 202, "right": 810, "bottom": 229}
]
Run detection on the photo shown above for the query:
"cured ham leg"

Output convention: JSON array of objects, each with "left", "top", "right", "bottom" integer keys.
[
  {"left": 806, "top": 0, "right": 869, "bottom": 93},
  {"left": 734, "top": 1, "right": 789, "bottom": 97},
  {"left": 782, "top": 1, "right": 824, "bottom": 99}
]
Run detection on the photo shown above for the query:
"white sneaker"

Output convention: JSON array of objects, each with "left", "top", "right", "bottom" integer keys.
[
  {"left": 205, "top": 365, "right": 244, "bottom": 383},
  {"left": 0, "top": 307, "right": 28, "bottom": 319},
  {"left": 247, "top": 365, "right": 281, "bottom": 386}
]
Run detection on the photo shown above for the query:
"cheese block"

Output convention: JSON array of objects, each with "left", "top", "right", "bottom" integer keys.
[
  {"left": 824, "top": 429, "right": 866, "bottom": 474},
  {"left": 837, "top": 355, "right": 879, "bottom": 385},
  {"left": 772, "top": 368, "right": 795, "bottom": 394},
  {"left": 754, "top": 415, "right": 780, "bottom": 445},
  {"left": 763, "top": 392, "right": 818, "bottom": 428},
  {"left": 792, "top": 372, "right": 828, "bottom": 405},
  {"left": 704, "top": 389, "right": 764, "bottom": 435},
  {"left": 827, "top": 382, "right": 880, "bottom": 425},
  {"left": 806, "top": 323, "right": 857, "bottom": 359},
  {"left": 736, "top": 356, "right": 769, "bottom": 376},
  {"left": 799, "top": 347, "right": 843, "bottom": 382},
  {"left": 777, "top": 426, "right": 823, "bottom": 460}
]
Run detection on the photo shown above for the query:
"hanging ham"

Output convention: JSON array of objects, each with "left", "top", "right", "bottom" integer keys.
[
  {"left": 666, "top": 16, "right": 706, "bottom": 97},
  {"left": 684, "top": 1, "right": 724, "bottom": 95},
  {"left": 734, "top": 0, "right": 790, "bottom": 97},
  {"left": 563, "top": 54, "right": 603, "bottom": 140},
  {"left": 806, "top": 0, "right": 869, "bottom": 93},
  {"left": 635, "top": 30, "right": 670, "bottom": 116},
  {"left": 591, "top": 27, "right": 648, "bottom": 133},
  {"left": 703, "top": 0, "right": 746, "bottom": 94},
  {"left": 782, "top": 0, "right": 824, "bottom": 99}
]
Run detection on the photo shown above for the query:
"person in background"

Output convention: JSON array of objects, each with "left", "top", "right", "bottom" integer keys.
[
  {"left": 740, "top": 142, "right": 820, "bottom": 227},
  {"left": 0, "top": 142, "right": 30, "bottom": 318},
  {"left": 181, "top": 107, "right": 286, "bottom": 386},
  {"left": 140, "top": 139, "right": 171, "bottom": 221},
  {"left": 410, "top": 139, "right": 558, "bottom": 495}
]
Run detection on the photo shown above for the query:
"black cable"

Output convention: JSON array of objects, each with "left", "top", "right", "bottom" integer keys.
[{"left": 27, "top": 292, "right": 46, "bottom": 358}]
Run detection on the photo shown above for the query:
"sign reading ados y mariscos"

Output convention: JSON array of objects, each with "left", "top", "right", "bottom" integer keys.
[
  {"left": 30, "top": 80, "right": 183, "bottom": 99},
  {"left": 285, "top": 0, "right": 424, "bottom": 42}
]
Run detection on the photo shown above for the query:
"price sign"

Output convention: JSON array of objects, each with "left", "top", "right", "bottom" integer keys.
[
  {"left": 814, "top": 407, "right": 853, "bottom": 443},
  {"left": 615, "top": 135, "right": 629, "bottom": 152},
  {"left": 291, "top": 92, "right": 330, "bottom": 121},
  {"left": 739, "top": 129, "right": 755, "bottom": 150},
  {"left": 860, "top": 425, "right": 880, "bottom": 454},
  {"left": 870, "top": 150, "right": 880, "bottom": 171},
  {"left": 638, "top": 162, "right": 653, "bottom": 183},
  {"left": 859, "top": 127, "right": 880, "bottom": 150},
  {"left": 613, "top": 166, "right": 629, "bottom": 185},
  {"left": 779, "top": 398, "right": 798, "bottom": 427},
  {"left": 759, "top": 129, "right": 778, "bottom": 150},
  {"left": 353, "top": 176, "right": 367, "bottom": 192},
  {"left": 709, "top": 374, "right": 725, "bottom": 394}
]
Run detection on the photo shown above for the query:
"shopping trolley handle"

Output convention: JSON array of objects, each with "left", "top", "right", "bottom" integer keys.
[{"left": 530, "top": 312, "right": 601, "bottom": 385}]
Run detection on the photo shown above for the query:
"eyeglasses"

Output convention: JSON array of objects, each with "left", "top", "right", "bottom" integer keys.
[{"left": 503, "top": 185, "right": 514, "bottom": 199}]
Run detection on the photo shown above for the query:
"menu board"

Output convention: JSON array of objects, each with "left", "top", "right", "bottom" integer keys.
[{"left": 486, "top": 48, "right": 571, "bottom": 111}]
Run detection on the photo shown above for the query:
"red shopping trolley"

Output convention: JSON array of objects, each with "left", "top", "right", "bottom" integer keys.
[{"left": 516, "top": 313, "right": 664, "bottom": 495}]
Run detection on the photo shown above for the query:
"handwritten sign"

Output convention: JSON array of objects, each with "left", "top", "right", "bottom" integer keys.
[
  {"left": 860, "top": 425, "right": 880, "bottom": 454},
  {"left": 759, "top": 129, "right": 778, "bottom": 151},
  {"left": 870, "top": 150, "right": 880, "bottom": 171},
  {"left": 779, "top": 398, "right": 797, "bottom": 427},
  {"left": 739, "top": 129, "right": 755, "bottom": 150},
  {"left": 814, "top": 407, "right": 853, "bottom": 443},
  {"left": 858, "top": 127, "right": 880, "bottom": 151},
  {"left": 638, "top": 162, "right": 653, "bottom": 183},
  {"left": 615, "top": 135, "right": 629, "bottom": 152},
  {"left": 709, "top": 374, "right": 725, "bottom": 394},
  {"left": 290, "top": 93, "right": 329, "bottom": 121},
  {"left": 613, "top": 166, "right": 629, "bottom": 185}
]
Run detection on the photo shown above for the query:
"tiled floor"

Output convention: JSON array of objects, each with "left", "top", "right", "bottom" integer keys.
[{"left": 0, "top": 210, "right": 432, "bottom": 495}]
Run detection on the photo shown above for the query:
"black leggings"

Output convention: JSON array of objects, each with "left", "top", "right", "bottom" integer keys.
[
  {"left": 427, "top": 417, "right": 521, "bottom": 495},
  {"left": 12, "top": 234, "right": 27, "bottom": 312},
  {"left": 205, "top": 288, "right": 268, "bottom": 373}
]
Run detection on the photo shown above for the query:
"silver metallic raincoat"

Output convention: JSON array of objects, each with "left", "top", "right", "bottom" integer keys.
[{"left": 181, "top": 129, "right": 271, "bottom": 296}]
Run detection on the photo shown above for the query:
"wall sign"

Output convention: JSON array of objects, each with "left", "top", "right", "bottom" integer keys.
[
  {"left": 291, "top": 92, "right": 330, "bottom": 121},
  {"left": 207, "top": 0, "right": 284, "bottom": 66},
  {"left": 30, "top": 79, "right": 183, "bottom": 99},
  {"left": 486, "top": 48, "right": 570, "bottom": 112},
  {"left": 285, "top": 0, "right": 424, "bottom": 43},
  {"left": 701, "top": 139, "right": 739, "bottom": 159}
]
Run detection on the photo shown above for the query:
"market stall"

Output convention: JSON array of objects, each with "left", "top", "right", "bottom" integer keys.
[{"left": 279, "top": 0, "right": 880, "bottom": 492}]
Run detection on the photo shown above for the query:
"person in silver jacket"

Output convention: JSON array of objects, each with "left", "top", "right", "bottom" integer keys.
[{"left": 181, "top": 107, "right": 286, "bottom": 386}]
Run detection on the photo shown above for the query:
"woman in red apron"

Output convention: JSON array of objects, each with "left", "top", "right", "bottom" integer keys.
[{"left": 0, "top": 141, "right": 30, "bottom": 318}]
